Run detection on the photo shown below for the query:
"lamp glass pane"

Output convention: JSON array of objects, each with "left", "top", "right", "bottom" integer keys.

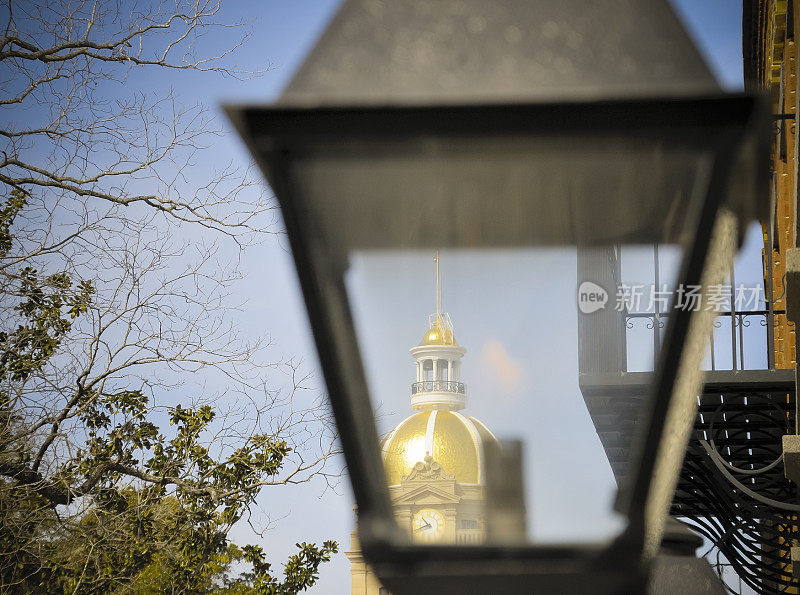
[
  {"left": 289, "top": 132, "right": 714, "bottom": 249},
  {"left": 286, "top": 129, "right": 718, "bottom": 546},
  {"left": 344, "top": 242, "right": 685, "bottom": 546}
]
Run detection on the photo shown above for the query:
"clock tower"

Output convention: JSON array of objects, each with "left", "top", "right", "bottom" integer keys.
[{"left": 346, "top": 254, "right": 499, "bottom": 594}]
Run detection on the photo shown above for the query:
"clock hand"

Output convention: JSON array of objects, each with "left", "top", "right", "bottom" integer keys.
[{"left": 416, "top": 519, "right": 432, "bottom": 531}]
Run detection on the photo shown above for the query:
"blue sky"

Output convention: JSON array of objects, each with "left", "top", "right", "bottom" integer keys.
[{"left": 27, "top": 0, "right": 749, "bottom": 591}]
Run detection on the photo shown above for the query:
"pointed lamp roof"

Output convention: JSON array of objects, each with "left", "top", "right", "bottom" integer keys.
[{"left": 280, "top": 0, "right": 719, "bottom": 106}]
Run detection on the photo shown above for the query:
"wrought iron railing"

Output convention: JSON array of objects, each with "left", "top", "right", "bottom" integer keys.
[
  {"left": 626, "top": 308, "right": 787, "bottom": 371},
  {"left": 618, "top": 240, "right": 786, "bottom": 372},
  {"left": 411, "top": 380, "right": 466, "bottom": 394}
]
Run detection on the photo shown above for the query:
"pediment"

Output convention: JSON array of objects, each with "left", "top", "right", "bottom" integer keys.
[{"left": 392, "top": 484, "right": 461, "bottom": 506}]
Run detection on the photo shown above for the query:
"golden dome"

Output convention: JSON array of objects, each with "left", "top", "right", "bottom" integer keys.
[
  {"left": 380, "top": 410, "right": 498, "bottom": 486},
  {"left": 419, "top": 318, "right": 457, "bottom": 346}
]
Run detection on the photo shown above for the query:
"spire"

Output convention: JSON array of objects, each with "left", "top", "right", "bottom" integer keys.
[
  {"left": 418, "top": 251, "right": 458, "bottom": 346},
  {"left": 434, "top": 250, "right": 442, "bottom": 320}
]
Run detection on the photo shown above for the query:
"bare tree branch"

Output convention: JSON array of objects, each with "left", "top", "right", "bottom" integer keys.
[
  {"left": 1, "top": 0, "right": 276, "bottom": 235},
  {"left": 0, "top": 2, "right": 340, "bottom": 592}
]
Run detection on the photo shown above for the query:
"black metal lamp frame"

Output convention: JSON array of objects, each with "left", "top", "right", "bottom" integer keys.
[{"left": 227, "top": 94, "right": 767, "bottom": 595}]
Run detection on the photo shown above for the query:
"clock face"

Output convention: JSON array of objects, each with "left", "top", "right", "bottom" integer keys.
[{"left": 412, "top": 508, "right": 445, "bottom": 543}]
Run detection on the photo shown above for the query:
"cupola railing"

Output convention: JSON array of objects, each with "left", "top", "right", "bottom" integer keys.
[{"left": 411, "top": 381, "right": 466, "bottom": 395}]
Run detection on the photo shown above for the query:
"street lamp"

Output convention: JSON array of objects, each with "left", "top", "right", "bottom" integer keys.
[{"left": 228, "top": 1, "right": 768, "bottom": 593}]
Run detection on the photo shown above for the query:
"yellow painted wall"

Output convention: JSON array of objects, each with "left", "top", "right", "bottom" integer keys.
[{"left": 757, "top": 1, "right": 799, "bottom": 590}]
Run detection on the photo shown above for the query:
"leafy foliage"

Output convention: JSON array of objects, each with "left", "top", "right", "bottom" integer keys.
[
  {"left": 0, "top": 185, "right": 336, "bottom": 593},
  {"left": 0, "top": 190, "right": 91, "bottom": 381}
]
